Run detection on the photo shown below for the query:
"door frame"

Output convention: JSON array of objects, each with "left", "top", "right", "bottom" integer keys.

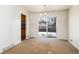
[{"left": 38, "top": 16, "right": 57, "bottom": 38}]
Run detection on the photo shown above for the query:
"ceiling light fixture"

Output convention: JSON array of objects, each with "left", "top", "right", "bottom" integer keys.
[{"left": 40, "top": 5, "right": 48, "bottom": 16}]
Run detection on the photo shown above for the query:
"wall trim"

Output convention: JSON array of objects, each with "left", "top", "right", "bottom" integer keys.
[
  {"left": 0, "top": 49, "right": 3, "bottom": 54},
  {"left": 14, "top": 40, "right": 21, "bottom": 45},
  {"left": 68, "top": 40, "right": 79, "bottom": 50},
  {"left": 0, "top": 41, "right": 21, "bottom": 54}
]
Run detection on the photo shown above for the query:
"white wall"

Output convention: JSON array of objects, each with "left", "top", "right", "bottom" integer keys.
[
  {"left": 29, "top": 10, "right": 68, "bottom": 39},
  {"left": 29, "top": 13, "right": 39, "bottom": 38},
  {"left": 0, "top": 6, "right": 19, "bottom": 53},
  {"left": 0, "top": 6, "right": 30, "bottom": 53},
  {"left": 69, "top": 6, "right": 79, "bottom": 49},
  {"left": 10, "top": 6, "right": 30, "bottom": 46}
]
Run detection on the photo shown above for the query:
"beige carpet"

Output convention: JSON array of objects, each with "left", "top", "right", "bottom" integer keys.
[{"left": 3, "top": 38, "right": 79, "bottom": 54}]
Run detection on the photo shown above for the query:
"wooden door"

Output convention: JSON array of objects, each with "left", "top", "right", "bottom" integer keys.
[{"left": 21, "top": 14, "right": 26, "bottom": 40}]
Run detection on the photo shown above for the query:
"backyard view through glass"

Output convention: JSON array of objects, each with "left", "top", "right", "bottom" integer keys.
[{"left": 39, "top": 16, "right": 56, "bottom": 38}]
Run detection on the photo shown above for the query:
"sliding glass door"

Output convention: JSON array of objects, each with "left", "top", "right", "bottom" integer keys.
[{"left": 39, "top": 16, "right": 56, "bottom": 38}]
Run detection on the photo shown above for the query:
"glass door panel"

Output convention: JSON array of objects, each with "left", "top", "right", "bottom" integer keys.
[
  {"left": 39, "top": 16, "right": 56, "bottom": 38},
  {"left": 47, "top": 16, "right": 56, "bottom": 38}
]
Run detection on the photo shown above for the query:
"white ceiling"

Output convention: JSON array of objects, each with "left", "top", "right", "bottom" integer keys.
[{"left": 23, "top": 5, "right": 71, "bottom": 12}]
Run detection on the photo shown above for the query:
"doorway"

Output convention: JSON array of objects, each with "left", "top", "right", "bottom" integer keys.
[
  {"left": 21, "top": 14, "right": 26, "bottom": 40},
  {"left": 39, "top": 16, "right": 56, "bottom": 38}
]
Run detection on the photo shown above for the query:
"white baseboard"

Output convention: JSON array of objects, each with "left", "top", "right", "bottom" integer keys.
[
  {"left": 68, "top": 40, "right": 79, "bottom": 50},
  {"left": 0, "top": 40, "right": 21, "bottom": 54},
  {"left": 0, "top": 49, "right": 3, "bottom": 54},
  {"left": 26, "top": 37, "right": 30, "bottom": 39},
  {"left": 14, "top": 41, "right": 21, "bottom": 45}
]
